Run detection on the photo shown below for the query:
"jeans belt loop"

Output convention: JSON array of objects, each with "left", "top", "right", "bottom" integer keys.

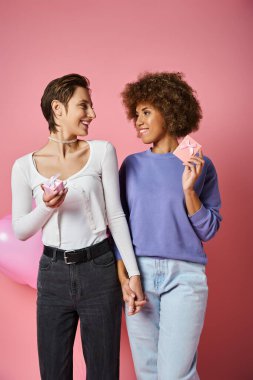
[
  {"left": 52, "top": 248, "right": 57, "bottom": 262},
  {"left": 86, "top": 247, "right": 92, "bottom": 261}
]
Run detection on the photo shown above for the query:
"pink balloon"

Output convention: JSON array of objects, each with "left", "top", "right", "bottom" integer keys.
[{"left": 0, "top": 215, "right": 42, "bottom": 288}]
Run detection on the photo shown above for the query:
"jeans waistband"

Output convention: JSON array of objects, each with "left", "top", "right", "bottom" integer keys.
[{"left": 43, "top": 238, "right": 111, "bottom": 264}]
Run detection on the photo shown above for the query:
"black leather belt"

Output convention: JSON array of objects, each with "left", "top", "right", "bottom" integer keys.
[{"left": 43, "top": 238, "right": 111, "bottom": 264}]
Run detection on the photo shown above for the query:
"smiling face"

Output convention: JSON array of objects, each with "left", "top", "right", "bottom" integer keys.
[
  {"left": 53, "top": 86, "right": 96, "bottom": 137},
  {"left": 135, "top": 103, "right": 168, "bottom": 144}
]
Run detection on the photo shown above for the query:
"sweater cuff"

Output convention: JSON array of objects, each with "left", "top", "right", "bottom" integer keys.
[
  {"left": 129, "top": 270, "right": 141, "bottom": 278},
  {"left": 188, "top": 204, "right": 209, "bottom": 226}
]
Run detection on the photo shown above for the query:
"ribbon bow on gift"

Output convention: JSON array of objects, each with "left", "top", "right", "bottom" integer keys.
[
  {"left": 48, "top": 173, "right": 60, "bottom": 188},
  {"left": 179, "top": 139, "right": 197, "bottom": 155}
]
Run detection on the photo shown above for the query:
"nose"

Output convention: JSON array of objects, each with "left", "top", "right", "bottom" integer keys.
[
  {"left": 88, "top": 106, "right": 96, "bottom": 120},
  {"left": 136, "top": 114, "right": 143, "bottom": 127}
]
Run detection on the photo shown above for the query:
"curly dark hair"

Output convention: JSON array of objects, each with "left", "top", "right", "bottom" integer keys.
[
  {"left": 121, "top": 72, "right": 202, "bottom": 138},
  {"left": 41, "top": 73, "right": 90, "bottom": 133}
]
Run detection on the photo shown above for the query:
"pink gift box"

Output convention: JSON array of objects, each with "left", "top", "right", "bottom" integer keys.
[
  {"left": 173, "top": 135, "right": 202, "bottom": 163},
  {"left": 42, "top": 175, "right": 64, "bottom": 195}
]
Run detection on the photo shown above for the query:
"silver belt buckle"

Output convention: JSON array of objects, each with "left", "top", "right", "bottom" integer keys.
[{"left": 64, "top": 250, "right": 76, "bottom": 264}]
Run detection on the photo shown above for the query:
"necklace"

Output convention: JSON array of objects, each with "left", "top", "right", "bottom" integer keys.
[{"left": 48, "top": 136, "right": 78, "bottom": 144}]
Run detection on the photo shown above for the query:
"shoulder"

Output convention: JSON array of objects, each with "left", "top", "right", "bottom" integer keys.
[
  {"left": 203, "top": 155, "right": 212, "bottom": 165},
  {"left": 89, "top": 139, "right": 113, "bottom": 148},
  {"left": 122, "top": 151, "right": 146, "bottom": 167},
  {"left": 89, "top": 140, "right": 116, "bottom": 154},
  {"left": 88, "top": 140, "right": 118, "bottom": 169},
  {"left": 12, "top": 153, "right": 32, "bottom": 172},
  {"left": 11, "top": 153, "right": 33, "bottom": 186},
  {"left": 203, "top": 155, "right": 216, "bottom": 170},
  {"left": 202, "top": 155, "right": 218, "bottom": 180}
]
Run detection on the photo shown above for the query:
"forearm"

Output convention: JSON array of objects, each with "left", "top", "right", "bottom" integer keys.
[
  {"left": 109, "top": 216, "right": 140, "bottom": 277},
  {"left": 102, "top": 143, "right": 140, "bottom": 277},
  {"left": 184, "top": 189, "right": 202, "bottom": 216},
  {"left": 185, "top": 160, "right": 222, "bottom": 241},
  {"left": 117, "top": 259, "right": 129, "bottom": 284},
  {"left": 13, "top": 203, "right": 54, "bottom": 240},
  {"left": 12, "top": 160, "right": 54, "bottom": 240}
]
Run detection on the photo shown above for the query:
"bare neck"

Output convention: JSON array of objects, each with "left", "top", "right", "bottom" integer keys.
[{"left": 152, "top": 134, "right": 179, "bottom": 154}]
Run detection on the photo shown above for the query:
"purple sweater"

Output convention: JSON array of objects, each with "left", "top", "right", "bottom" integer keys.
[{"left": 115, "top": 149, "right": 222, "bottom": 265}]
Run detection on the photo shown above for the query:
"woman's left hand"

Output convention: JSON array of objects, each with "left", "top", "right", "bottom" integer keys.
[
  {"left": 128, "top": 275, "right": 146, "bottom": 315},
  {"left": 182, "top": 150, "right": 205, "bottom": 191}
]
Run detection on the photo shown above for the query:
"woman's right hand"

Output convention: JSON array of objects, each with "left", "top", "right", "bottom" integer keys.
[{"left": 41, "top": 186, "right": 68, "bottom": 209}]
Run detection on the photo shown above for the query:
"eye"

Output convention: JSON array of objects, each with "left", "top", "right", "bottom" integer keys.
[
  {"left": 144, "top": 110, "right": 150, "bottom": 116},
  {"left": 79, "top": 103, "right": 88, "bottom": 110}
]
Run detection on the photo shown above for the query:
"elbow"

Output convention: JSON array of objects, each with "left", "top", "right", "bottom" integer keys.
[
  {"left": 201, "top": 233, "right": 216, "bottom": 242},
  {"left": 14, "top": 230, "right": 29, "bottom": 241},
  {"left": 18, "top": 236, "right": 29, "bottom": 241},
  {"left": 12, "top": 223, "right": 30, "bottom": 241},
  {"left": 200, "top": 222, "right": 221, "bottom": 242}
]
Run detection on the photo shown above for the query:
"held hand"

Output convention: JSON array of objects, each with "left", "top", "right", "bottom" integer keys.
[
  {"left": 120, "top": 277, "right": 137, "bottom": 315},
  {"left": 41, "top": 185, "right": 68, "bottom": 209},
  {"left": 182, "top": 150, "right": 205, "bottom": 191},
  {"left": 120, "top": 275, "right": 146, "bottom": 316},
  {"left": 128, "top": 275, "right": 146, "bottom": 315}
]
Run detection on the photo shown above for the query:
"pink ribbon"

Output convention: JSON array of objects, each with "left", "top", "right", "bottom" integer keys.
[
  {"left": 179, "top": 139, "right": 197, "bottom": 155},
  {"left": 47, "top": 173, "right": 60, "bottom": 188}
]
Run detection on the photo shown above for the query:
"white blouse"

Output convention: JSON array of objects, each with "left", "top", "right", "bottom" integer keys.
[{"left": 11, "top": 140, "right": 140, "bottom": 277}]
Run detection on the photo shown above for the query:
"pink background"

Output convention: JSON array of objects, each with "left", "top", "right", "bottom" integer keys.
[{"left": 1, "top": 0, "right": 253, "bottom": 379}]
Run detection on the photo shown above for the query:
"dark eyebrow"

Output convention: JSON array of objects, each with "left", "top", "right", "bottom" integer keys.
[{"left": 136, "top": 106, "right": 150, "bottom": 114}]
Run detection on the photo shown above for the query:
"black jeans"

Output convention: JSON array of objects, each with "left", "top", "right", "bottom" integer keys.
[{"left": 37, "top": 246, "right": 122, "bottom": 380}]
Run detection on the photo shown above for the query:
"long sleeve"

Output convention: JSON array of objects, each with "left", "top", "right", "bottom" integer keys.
[
  {"left": 118, "top": 160, "right": 130, "bottom": 223},
  {"left": 11, "top": 160, "right": 54, "bottom": 240},
  {"left": 101, "top": 143, "right": 140, "bottom": 277},
  {"left": 113, "top": 160, "right": 130, "bottom": 261},
  {"left": 188, "top": 160, "right": 222, "bottom": 242}
]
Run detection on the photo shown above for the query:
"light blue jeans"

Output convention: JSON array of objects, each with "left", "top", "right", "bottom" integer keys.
[{"left": 125, "top": 257, "right": 208, "bottom": 380}]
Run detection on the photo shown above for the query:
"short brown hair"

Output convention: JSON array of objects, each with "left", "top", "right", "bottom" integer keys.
[
  {"left": 121, "top": 72, "right": 202, "bottom": 137},
  {"left": 41, "top": 73, "right": 90, "bottom": 132}
]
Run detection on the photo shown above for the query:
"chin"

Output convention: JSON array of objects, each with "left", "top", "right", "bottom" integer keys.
[
  {"left": 141, "top": 136, "right": 154, "bottom": 144},
  {"left": 79, "top": 130, "right": 88, "bottom": 137}
]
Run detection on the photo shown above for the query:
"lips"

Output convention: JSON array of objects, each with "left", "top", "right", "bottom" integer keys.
[
  {"left": 138, "top": 128, "right": 149, "bottom": 136},
  {"left": 81, "top": 121, "right": 90, "bottom": 129}
]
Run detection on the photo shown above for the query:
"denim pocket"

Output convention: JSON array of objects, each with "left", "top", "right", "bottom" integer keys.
[
  {"left": 39, "top": 254, "right": 52, "bottom": 271},
  {"left": 92, "top": 250, "right": 115, "bottom": 268}
]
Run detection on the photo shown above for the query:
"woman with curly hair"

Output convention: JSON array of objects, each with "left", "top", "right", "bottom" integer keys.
[{"left": 116, "top": 72, "right": 222, "bottom": 380}]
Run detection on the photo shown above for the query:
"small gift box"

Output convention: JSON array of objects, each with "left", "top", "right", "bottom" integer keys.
[
  {"left": 42, "top": 174, "right": 64, "bottom": 195},
  {"left": 173, "top": 135, "right": 202, "bottom": 163}
]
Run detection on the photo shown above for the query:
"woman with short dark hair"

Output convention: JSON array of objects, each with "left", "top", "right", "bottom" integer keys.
[
  {"left": 11, "top": 73, "right": 145, "bottom": 380},
  {"left": 117, "top": 72, "right": 222, "bottom": 380}
]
